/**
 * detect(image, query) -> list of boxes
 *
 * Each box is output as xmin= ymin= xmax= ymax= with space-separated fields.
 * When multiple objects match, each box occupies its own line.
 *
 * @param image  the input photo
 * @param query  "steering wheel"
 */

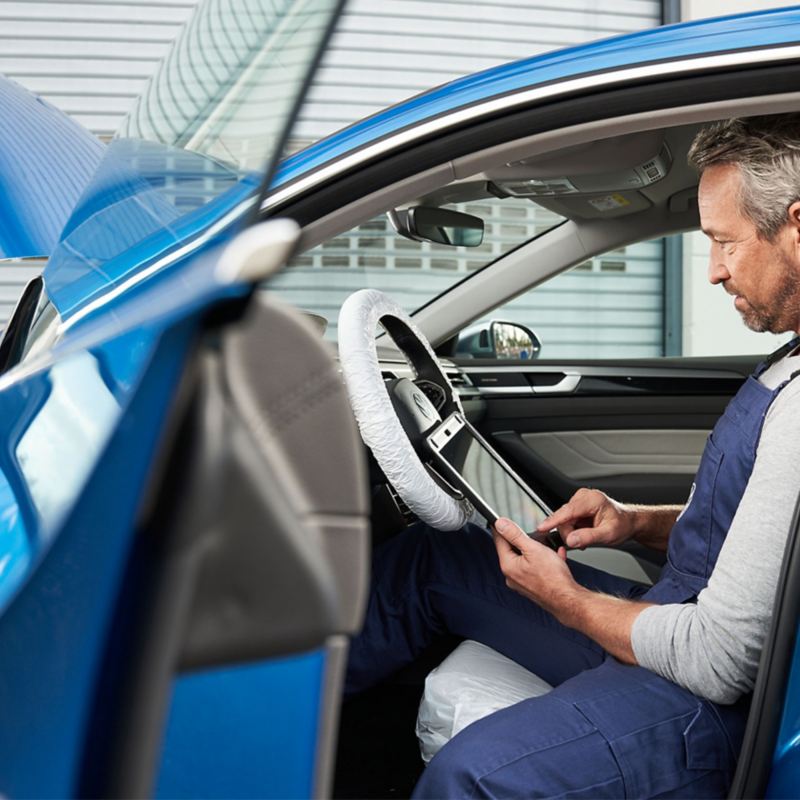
xmin=338 ymin=289 xmax=473 ymax=531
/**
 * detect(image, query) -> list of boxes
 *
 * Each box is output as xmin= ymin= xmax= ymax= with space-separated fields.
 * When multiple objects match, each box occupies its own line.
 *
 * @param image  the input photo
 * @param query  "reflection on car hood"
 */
xmin=42 ymin=137 xmax=258 ymax=323
xmin=0 ymin=74 xmax=104 ymax=259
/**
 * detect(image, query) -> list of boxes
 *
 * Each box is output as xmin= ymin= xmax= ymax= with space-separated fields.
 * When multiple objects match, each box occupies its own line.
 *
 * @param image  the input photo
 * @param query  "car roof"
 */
xmin=270 ymin=6 xmax=800 ymax=200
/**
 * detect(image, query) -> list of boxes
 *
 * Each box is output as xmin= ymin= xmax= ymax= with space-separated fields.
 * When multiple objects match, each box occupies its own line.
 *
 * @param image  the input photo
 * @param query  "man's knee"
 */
xmin=413 ymin=722 xmax=486 ymax=799
xmin=412 ymin=695 xmax=625 ymax=799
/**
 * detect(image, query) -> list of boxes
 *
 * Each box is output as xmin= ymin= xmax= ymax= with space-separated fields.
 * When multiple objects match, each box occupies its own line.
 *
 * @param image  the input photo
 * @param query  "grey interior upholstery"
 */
xmin=221 ymin=293 xmax=371 ymax=796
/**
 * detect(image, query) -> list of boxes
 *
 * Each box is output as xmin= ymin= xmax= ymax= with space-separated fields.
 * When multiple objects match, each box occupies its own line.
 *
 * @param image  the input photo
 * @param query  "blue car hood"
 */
xmin=0 ymin=75 xmax=105 ymax=259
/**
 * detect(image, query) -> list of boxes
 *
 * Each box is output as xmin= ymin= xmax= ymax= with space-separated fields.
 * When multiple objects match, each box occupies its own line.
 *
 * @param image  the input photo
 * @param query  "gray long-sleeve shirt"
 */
xmin=631 ymin=352 xmax=800 ymax=705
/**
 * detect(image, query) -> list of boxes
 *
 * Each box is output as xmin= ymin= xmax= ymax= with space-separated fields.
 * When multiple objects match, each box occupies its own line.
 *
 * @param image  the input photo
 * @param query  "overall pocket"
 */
xmin=669 ymin=435 xmax=724 ymax=581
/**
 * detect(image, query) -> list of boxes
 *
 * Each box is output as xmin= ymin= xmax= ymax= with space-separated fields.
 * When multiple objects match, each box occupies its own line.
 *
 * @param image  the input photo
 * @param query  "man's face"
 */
xmin=698 ymin=163 xmax=800 ymax=334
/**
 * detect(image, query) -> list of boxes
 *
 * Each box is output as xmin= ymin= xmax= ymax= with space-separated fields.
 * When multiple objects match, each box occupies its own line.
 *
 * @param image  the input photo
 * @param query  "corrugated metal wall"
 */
xmin=0 ymin=0 xmax=198 ymax=138
xmin=295 ymin=0 xmax=662 ymax=143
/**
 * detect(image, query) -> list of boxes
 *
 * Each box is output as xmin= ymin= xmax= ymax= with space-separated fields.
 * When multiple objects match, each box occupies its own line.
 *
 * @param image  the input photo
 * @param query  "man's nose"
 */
xmin=708 ymin=257 xmax=730 ymax=285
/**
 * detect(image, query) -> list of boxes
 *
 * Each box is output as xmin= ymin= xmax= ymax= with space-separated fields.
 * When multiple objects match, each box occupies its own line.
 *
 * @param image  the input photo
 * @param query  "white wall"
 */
xmin=682 ymin=0 xmax=798 ymax=20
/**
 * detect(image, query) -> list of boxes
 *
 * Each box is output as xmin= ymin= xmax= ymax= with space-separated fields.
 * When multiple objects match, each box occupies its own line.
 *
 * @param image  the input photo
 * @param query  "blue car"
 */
xmin=2 ymin=1 xmax=800 ymax=797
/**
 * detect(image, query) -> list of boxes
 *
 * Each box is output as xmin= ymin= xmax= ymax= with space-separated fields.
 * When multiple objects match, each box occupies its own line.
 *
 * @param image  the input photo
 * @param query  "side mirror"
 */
xmin=455 ymin=320 xmax=542 ymax=360
xmin=387 ymin=206 xmax=484 ymax=247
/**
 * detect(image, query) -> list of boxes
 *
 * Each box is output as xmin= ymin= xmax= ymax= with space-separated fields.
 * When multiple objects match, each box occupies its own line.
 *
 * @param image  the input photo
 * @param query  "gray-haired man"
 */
xmin=347 ymin=115 xmax=800 ymax=798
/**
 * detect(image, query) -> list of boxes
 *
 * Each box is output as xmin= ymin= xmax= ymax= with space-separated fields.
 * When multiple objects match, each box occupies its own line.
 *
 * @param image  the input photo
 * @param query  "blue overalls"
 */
xmin=346 ymin=340 xmax=800 ymax=798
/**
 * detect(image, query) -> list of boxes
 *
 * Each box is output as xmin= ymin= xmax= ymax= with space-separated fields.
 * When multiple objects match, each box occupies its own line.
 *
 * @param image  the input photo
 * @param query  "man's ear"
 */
xmin=788 ymin=201 xmax=800 ymax=242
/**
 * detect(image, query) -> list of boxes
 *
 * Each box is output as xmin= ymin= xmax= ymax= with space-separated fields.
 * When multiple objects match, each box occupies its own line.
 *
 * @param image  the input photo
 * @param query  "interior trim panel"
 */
xmin=520 ymin=429 xmax=707 ymax=480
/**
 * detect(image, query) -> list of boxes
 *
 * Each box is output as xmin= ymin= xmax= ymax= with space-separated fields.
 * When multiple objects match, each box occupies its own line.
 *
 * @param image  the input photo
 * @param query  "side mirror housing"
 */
xmin=455 ymin=320 xmax=542 ymax=360
xmin=387 ymin=206 xmax=484 ymax=247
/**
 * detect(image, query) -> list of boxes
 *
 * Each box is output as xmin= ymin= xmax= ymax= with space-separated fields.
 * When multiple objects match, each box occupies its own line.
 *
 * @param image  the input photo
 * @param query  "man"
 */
xmin=346 ymin=115 xmax=800 ymax=798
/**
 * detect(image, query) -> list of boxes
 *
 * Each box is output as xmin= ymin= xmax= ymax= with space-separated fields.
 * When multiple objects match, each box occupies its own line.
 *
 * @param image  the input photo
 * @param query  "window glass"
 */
xmin=472 ymin=238 xmax=667 ymax=359
xmin=268 ymin=198 xmax=565 ymax=341
xmin=468 ymin=232 xmax=792 ymax=361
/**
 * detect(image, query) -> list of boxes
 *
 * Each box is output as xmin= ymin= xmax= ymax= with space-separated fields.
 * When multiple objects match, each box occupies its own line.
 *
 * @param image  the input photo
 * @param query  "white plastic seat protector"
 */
xmin=416 ymin=640 xmax=553 ymax=763
xmin=338 ymin=288 xmax=472 ymax=530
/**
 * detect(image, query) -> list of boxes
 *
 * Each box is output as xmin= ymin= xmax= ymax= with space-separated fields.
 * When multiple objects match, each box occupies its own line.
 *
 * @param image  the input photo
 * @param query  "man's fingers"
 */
xmin=537 ymin=504 xmax=577 ymax=532
xmin=565 ymin=527 xmax=606 ymax=548
xmin=493 ymin=517 xmax=530 ymax=551
xmin=537 ymin=494 xmax=598 ymax=532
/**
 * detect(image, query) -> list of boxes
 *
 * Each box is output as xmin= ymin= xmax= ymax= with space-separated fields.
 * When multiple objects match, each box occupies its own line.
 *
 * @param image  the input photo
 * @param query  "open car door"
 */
xmin=0 ymin=2 xmax=369 ymax=799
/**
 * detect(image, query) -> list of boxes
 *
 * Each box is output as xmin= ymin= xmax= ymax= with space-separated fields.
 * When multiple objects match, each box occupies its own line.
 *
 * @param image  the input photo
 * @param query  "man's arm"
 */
xmin=493 ymin=518 xmax=653 ymax=664
xmin=629 ymin=504 xmax=683 ymax=551
xmin=537 ymin=488 xmax=681 ymax=552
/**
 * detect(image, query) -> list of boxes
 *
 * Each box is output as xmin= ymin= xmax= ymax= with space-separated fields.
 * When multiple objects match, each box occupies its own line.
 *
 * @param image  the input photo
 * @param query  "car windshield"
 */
xmin=269 ymin=197 xmax=566 ymax=341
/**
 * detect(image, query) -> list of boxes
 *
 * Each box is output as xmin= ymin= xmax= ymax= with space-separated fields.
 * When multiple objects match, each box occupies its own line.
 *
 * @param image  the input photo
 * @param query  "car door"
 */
xmin=0 ymin=3 xmax=368 ymax=799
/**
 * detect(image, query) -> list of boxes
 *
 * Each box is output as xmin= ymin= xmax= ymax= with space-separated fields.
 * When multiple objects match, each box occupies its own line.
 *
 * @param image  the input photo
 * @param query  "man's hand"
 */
xmin=493 ymin=517 xmax=578 ymax=614
xmin=536 ymin=488 xmax=636 ymax=550
xmin=494 ymin=516 xmax=652 ymax=664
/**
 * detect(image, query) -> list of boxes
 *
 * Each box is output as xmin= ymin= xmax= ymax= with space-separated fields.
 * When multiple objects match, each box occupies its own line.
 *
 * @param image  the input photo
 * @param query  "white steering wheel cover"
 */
xmin=338 ymin=289 xmax=471 ymax=531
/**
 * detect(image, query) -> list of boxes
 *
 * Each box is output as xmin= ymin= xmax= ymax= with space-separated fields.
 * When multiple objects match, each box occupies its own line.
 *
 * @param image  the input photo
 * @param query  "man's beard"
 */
xmin=738 ymin=261 xmax=800 ymax=334
xmin=740 ymin=299 xmax=785 ymax=332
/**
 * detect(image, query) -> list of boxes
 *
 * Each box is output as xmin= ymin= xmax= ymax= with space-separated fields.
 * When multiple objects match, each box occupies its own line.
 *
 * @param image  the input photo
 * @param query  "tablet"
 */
xmin=426 ymin=411 xmax=553 ymax=535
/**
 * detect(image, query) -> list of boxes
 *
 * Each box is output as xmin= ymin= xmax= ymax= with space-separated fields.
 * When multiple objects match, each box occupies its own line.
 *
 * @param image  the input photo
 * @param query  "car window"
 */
xmin=268 ymin=197 xmax=565 ymax=341
xmin=465 ymin=233 xmax=791 ymax=360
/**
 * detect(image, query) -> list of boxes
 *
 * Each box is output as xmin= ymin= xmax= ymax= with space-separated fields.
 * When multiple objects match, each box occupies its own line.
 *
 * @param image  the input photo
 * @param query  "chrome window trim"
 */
xmin=263 ymin=44 xmax=800 ymax=213
xmin=460 ymin=364 xmax=745 ymax=379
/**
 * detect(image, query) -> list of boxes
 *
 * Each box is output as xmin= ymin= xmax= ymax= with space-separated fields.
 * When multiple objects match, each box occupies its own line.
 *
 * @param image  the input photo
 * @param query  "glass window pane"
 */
xmin=268 ymin=197 xmax=565 ymax=341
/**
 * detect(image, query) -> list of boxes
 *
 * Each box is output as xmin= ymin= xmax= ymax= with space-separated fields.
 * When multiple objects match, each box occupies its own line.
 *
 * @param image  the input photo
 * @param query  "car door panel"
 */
xmin=454 ymin=357 xmax=758 ymax=509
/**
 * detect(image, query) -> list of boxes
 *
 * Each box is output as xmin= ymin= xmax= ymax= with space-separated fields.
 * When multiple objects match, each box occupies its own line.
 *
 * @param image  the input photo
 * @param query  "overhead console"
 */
xmin=485 ymin=129 xmax=670 ymax=219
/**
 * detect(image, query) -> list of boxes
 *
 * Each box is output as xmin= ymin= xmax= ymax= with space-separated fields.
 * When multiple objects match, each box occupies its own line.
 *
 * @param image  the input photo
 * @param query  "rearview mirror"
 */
xmin=387 ymin=206 xmax=484 ymax=247
xmin=455 ymin=320 xmax=542 ymax=360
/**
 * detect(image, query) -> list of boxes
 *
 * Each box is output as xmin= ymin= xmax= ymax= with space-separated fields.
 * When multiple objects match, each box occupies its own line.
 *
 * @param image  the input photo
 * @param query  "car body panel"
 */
xmin=0 ymin=74 xmax=104 ymax=259
xmin=769 ymin=624 xmax=800 ymax=797
xmin=0 ymin=247 xmax=250 ymax=620
xmin=0 ymin=320 xmax=194 ymax=797
xmin=156 ymin=652 xmax=324 ymax=799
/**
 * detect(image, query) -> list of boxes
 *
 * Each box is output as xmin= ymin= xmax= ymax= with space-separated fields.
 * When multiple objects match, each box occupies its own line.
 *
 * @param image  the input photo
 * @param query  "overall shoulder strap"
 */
xmin=757 ymin=336 xmax=800 ymax=375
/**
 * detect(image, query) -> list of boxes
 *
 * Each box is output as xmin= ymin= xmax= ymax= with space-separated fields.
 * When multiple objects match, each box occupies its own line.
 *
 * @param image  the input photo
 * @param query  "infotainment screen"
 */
xmin=427 ymin=412 xmax=551 ymax=533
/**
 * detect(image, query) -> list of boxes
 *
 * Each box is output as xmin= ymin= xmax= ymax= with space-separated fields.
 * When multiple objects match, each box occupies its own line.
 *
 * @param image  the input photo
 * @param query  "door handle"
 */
xmin=531 ymin=372 xmax=581 ymax=394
